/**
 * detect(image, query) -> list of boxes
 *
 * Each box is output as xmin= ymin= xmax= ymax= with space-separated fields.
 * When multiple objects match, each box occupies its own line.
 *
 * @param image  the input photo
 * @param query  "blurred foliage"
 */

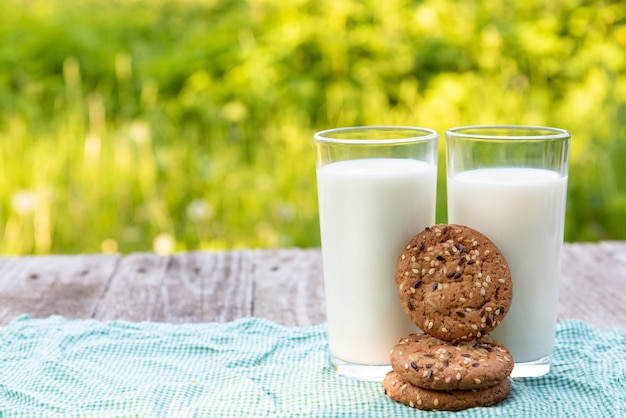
xmin=0 ymin=0 xmax=624 ymax=254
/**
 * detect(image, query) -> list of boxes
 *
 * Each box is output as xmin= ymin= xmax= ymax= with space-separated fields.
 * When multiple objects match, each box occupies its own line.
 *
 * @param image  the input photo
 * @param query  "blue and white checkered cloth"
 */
xmin=0 ymin=316 xmax=624 ymax=417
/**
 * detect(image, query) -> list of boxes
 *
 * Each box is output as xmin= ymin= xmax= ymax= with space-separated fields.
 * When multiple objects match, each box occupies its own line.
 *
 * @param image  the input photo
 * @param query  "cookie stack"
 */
xmin=383 ymin=224 xmax=514 ymax=411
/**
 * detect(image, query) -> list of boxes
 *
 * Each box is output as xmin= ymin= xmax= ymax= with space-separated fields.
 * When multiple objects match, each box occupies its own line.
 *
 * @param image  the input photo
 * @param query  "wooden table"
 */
xmin=1 ymin=242 xmax=625 ymax=332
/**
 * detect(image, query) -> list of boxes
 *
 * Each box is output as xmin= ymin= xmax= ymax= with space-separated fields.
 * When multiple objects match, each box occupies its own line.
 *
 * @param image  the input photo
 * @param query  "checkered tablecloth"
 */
xmin=0 ymin=316 xmax=624 ymax=417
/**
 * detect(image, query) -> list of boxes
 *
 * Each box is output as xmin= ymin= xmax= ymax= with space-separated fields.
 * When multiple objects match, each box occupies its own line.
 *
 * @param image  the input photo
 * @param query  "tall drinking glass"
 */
xmin=314 ymin=126 xmax=438 ymax=380
xmin=446 ymin=125 xmax=570 ymax=377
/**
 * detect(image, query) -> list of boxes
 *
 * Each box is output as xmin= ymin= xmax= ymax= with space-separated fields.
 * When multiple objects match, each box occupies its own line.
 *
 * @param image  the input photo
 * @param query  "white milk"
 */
xmin=447 ymin=167 xmax=567 ymax=363
xmin=317 ymin=158 xmax=436 ymax=365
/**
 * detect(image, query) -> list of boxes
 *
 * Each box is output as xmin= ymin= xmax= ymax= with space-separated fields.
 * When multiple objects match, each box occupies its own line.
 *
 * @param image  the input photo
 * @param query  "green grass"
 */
xmin=0 ymin=0 xmax=624 ymax=254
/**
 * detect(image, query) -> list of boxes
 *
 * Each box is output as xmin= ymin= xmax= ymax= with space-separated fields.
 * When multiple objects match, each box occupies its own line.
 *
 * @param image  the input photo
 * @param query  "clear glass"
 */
xmin=314 ymin=126 xmax=438 ymax=380
xmin=446 ymin=125 xmax=570 ymax=378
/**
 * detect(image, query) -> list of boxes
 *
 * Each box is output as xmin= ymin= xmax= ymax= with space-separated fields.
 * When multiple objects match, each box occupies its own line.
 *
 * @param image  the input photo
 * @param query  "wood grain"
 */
xmin=558 ymin=242 xmax=626 ymax=329
xmin=156 ymin=250 xmax=254 ymax=323
xmin=93 ymin=252 xmax=170 ymax=322
xmin=0 ymin=254 xmax=119 ymax=324
xmin=0 ymin=244 xmax=624 ymax=332
xmin=251 ymin=248 xmax=325 ymax=326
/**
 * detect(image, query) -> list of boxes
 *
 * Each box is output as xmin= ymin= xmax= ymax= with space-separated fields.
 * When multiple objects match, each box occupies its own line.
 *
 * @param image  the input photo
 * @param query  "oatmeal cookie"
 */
xmin=383 ymin=370 xmax=511 ymax=411
xmin=390 ymin=333 xmax=513 ymax=390
xmin=395 ymin=224 xmax=512 ymax=342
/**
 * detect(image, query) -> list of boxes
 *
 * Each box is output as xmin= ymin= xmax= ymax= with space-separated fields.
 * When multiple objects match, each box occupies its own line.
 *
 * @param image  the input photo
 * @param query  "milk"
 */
xmin=447 ymin=167 xmax=567 ymax=363
xmin=317 ymin=158 xmax=437 ymax=365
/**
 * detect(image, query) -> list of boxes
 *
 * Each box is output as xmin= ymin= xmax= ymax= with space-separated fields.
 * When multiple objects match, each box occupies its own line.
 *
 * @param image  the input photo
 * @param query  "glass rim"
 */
xmin=314 ymin=125 xmax=438 ymax=145
xmin=446 ymin=125 xmax=570 ymax=141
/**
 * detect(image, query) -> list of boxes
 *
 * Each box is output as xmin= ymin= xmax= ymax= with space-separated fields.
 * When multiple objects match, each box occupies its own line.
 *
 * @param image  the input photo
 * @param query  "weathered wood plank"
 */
xmin=251 ymin=248 xmax=325 ymax=327
xmin=0 ymin=243 xmax=624 ymax=331
xmin=601 ymin=241 xmax=626 ymax=263
xmin=0 ymin=254 xmax=119 ymax=325
xmin=559 ymin=242 xmax=626 ymax=329
xmin=92 ymin=250 xmax=255 ymax=323
xmin=92 ymin=253 xmax=169 ymax=322
xmin=157 ymin=250 xmax=254 ymax=323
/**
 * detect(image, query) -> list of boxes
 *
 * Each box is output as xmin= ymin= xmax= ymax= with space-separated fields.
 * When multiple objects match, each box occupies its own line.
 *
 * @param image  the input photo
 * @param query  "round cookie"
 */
xmin=383 ymin=370 xmax=511 ymax=412
xmin=390 ymin=333 xmax=514 ymax=390
xmin=395 ymin=224 xmax=512 ymax=343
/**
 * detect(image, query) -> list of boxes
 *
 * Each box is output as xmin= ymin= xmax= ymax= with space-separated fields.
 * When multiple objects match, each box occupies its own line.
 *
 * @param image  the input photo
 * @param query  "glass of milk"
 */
xmin=314 ymin=126 xmax=438 ymax=380
xmin=446 ymin=126 xmax=570 ymax=378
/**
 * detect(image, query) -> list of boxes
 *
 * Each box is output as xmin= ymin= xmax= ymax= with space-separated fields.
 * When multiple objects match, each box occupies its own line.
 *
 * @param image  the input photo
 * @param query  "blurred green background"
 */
xmin=0 ymin=0 xmax=624 ymax=255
